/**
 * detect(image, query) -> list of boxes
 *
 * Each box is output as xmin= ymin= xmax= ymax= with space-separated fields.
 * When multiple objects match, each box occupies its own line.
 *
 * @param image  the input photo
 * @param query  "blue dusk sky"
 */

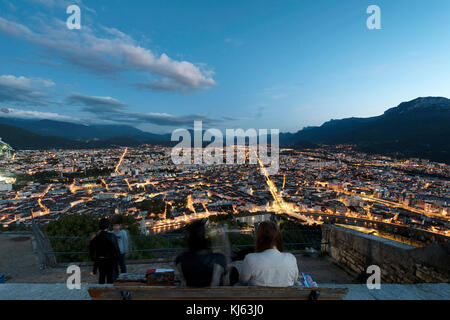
xmin=0 ymin=0 xmax=450 ymax=134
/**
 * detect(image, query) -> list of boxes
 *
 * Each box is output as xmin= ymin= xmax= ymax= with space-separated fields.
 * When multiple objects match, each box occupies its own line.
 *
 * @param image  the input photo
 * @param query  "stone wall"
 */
xmin=321 ymin=224 xmax=449 ymax=283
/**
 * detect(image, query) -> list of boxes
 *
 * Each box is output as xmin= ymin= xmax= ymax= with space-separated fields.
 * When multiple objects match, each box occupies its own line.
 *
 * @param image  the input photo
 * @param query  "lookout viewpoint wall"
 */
xmin=321 ymin=224 xmax=449 ymax=283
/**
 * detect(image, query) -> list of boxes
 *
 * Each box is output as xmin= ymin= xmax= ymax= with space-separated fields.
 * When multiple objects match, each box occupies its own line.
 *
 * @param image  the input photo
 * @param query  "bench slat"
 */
xmin=88 ymin=286 xmax=348 ymax=300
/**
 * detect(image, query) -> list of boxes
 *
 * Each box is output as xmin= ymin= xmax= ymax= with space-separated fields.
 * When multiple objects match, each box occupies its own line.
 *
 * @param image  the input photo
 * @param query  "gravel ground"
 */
xmin=0 ymin=283 xmax=110 ymax=300
xmin=0 ymin=231 xmax=356 ymax=284
xmin=0 ymin=233 xmax=39 ymax=282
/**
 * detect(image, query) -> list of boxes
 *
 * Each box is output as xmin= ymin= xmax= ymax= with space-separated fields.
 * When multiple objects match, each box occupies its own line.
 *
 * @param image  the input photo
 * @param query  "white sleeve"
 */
xmin=123 ymin=230 xmax=130 ymax=253
xmin=239 ymin=255 xmax=253 ymax=285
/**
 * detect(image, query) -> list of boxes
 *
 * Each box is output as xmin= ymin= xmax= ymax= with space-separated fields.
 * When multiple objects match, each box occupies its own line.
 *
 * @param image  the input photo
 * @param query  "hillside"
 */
xmin=0 ymin=123 xmax=168 ymax=150
xmin=1 ymin=97 xmax=449 ymax=163
xmin=288 ymin=97 xmax=450 ymax=163
xmin=0 ymin=123 xmax=86 ymax=150
xmin=0 ymin=118 xmax=169 ymax=143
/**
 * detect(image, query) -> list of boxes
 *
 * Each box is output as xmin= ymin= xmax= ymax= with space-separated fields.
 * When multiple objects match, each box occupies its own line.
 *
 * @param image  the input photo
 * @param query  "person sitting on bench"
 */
xmin=176 ymin=219 xmax=228 ymax=287
xmin=239 ymin=221 xmax=299 ymax=287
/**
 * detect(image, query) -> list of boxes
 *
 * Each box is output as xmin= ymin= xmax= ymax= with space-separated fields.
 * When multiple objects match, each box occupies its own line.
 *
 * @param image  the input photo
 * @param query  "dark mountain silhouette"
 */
xmin=285 ymin=97 xmax=450 ymax=163
xmin=0 ymin=118 xmax=170 ymax=143
xmin=0 ymin=123 xmax=86 ymax=150
xmin=0 ymin=123 xmax=169 ymax=150
xmin=1 ymin=97 xmax=449 ymax=162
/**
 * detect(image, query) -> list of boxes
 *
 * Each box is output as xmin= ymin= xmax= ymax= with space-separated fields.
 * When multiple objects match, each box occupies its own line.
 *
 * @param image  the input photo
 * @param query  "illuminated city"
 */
xmin=1 ymin=145 xmax=448 ymax=244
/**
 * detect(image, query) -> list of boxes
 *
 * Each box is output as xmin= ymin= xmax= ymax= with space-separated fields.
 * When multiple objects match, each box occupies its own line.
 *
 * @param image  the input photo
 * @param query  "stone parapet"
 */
xmin=321 ymin=224 xmax=449 ymax=283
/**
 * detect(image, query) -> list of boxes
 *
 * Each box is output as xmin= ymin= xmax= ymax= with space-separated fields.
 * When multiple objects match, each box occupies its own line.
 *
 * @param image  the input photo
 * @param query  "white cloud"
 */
xmin=66 ymin=94 xmax=128 ymax=113
xmin=224 ymin=38 xmax=243 ymax=46
xmin=66 ymin=93 xmax=220 ymax=126
xmin=0 ymin=15 xmax=216 ymax=91
xmin=0 ymin=74 xmax=55 ymax=106
xmin=0 ymin=107 xmax=77 ymax=122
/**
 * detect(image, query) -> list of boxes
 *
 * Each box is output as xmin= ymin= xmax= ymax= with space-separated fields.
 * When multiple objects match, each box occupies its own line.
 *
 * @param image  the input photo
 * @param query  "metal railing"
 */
xmin=32 ymin=225 xmax=324 ymax=266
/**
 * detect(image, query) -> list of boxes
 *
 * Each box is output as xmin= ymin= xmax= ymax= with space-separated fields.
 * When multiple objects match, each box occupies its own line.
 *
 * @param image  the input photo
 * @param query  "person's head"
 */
xmin=113 ymin=223 xmax=121 ymax=232
xmin=255 ymin=221 xmax=283 ymax=253
xmin=98 ymin=217 xmax=110 ymax=231
xmin=187 ymin=219 xmax=209 ymax=253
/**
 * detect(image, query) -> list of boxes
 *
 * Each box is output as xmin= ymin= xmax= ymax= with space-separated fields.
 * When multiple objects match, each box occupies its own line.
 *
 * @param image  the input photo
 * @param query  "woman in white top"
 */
xmin=239 ymin=221 xmax=299 ymax=287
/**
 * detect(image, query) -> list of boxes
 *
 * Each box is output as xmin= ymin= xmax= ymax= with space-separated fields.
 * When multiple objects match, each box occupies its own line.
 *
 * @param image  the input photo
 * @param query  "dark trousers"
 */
xmin=98 ymin=259 xmax=115 ymax=284
xmin=115 ymin=254 xmax=127 ymax=276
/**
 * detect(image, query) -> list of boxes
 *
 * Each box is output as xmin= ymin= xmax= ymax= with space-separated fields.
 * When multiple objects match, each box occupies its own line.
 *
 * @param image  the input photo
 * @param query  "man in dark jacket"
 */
xmin=89 ymin=217 xmax=120 ymax=284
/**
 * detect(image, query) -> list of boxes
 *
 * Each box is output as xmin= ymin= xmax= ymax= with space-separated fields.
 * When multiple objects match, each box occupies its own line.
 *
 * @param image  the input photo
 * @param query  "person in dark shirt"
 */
xmin=175 ymin=219 xmax=227 ymax=287
xmin=89 ymin=218 xmax=120 ymax=284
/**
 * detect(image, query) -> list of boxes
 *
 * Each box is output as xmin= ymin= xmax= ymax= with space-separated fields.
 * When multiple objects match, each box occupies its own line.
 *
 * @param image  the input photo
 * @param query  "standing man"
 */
xmin=89 ymin=218 xmax=120 ymax=284
xmin=113 ymin=223 xmax=130 ymax=274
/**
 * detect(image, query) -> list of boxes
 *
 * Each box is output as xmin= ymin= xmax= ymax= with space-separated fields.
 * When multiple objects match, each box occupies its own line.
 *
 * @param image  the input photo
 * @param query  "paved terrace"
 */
xmin=1 ymin=232 xmax=449 ymax=300
xmin=1 ymin=283 xmax=449 ymax=300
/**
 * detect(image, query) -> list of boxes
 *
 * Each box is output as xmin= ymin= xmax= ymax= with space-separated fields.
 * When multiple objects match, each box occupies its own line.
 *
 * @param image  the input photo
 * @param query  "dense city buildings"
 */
xmin=1 ymin=145 xmax=448 ymax=244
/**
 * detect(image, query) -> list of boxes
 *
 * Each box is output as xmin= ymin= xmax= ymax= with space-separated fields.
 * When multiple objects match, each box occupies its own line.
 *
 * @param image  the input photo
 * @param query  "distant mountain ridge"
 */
xmin=286 ymin=97 xmax=450 ymax=163
xmin=0 ymin=97 xmax=449 ymax=163
xmin=384 ymin=97 xmax=450 ymax=115
xmin=0 ymin=118 xmax=170 ymax=142
xmin=0 ymin=121 xmax=171 ymax=150
xmin=0 ymin=123 xmax=87 ymax=150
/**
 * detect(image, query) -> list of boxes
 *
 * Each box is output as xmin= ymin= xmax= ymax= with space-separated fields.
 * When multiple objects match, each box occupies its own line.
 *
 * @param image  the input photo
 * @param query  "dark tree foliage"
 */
xmin=42 ymin=213 xmax=139 ymax=262
xmin=127 ymin=233 xmax=186 ymax=260
xmin=279 ymin=217 xmax=322 ymax=250
xmin=208 ymin=212 xmax=249 ymax=229
xmin=15 ymin=171 xmax=61 ymax=184
xmin=43 ymin=213 xmax=99 ymax=237
xmin=110 ymin=214 xmax=140 ymax=235
xmin=43 ymin=214 xmax=100 ymax=262
xmin=139 ymin=199 xmax=172 ymax=218
xmin=0 ymin=224 xmax=32 ymax=232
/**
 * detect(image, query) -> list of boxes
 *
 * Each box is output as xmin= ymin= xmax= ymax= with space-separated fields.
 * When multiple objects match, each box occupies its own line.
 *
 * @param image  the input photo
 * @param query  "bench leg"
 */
xmin=308 ymin=290 xmax=320 ymax=300
xmin=121 ymin=290 xmax=132 ymax=300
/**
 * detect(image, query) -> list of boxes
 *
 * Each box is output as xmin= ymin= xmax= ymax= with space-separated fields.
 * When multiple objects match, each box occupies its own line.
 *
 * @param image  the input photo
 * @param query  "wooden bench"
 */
xmin=88 ymin=286 xmax=348 ymax=300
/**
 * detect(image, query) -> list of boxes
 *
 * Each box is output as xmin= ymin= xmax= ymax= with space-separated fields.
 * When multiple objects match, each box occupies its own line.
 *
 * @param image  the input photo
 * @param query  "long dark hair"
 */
xmin=255 ymin=221 xmax=283 ymax=253
xmin=187 ymin=219 xmax=210 ymax=253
